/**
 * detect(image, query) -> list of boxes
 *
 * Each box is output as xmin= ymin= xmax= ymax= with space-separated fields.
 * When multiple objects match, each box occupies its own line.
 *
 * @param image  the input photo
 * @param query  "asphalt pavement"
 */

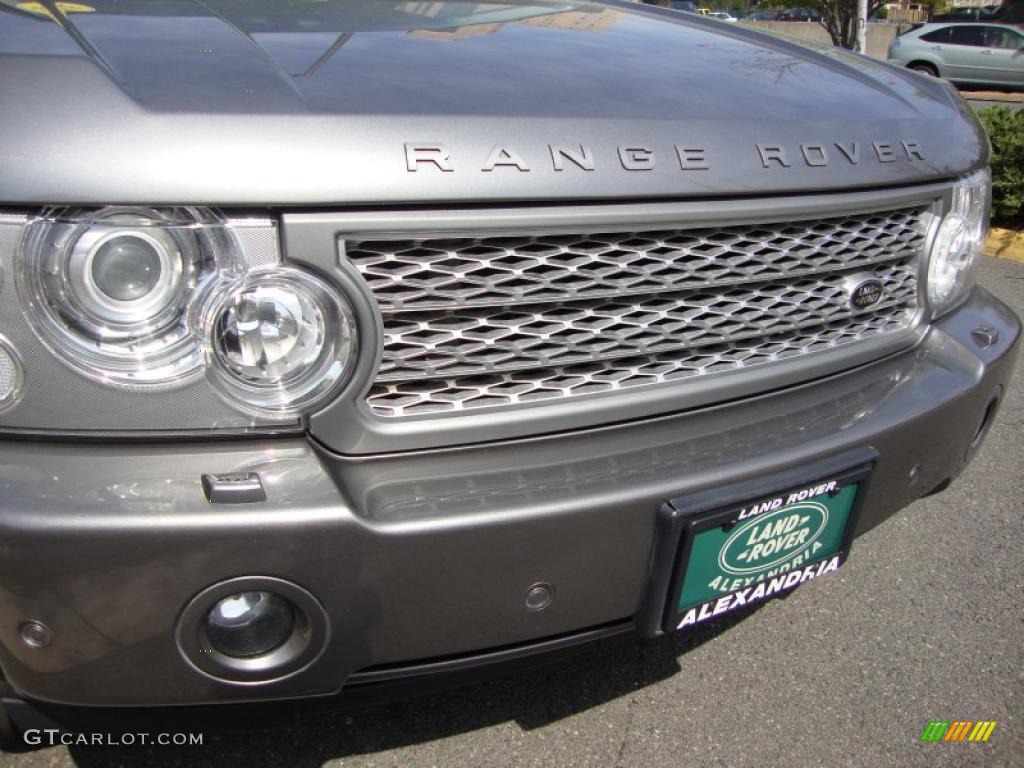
xmin=3 ymin=258 xmax=1022 ymax=768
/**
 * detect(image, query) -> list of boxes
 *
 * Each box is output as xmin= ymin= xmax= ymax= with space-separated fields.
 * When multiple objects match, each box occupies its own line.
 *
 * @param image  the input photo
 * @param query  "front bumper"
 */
xmin=0 ymin=287 xmax=1018 ymax=708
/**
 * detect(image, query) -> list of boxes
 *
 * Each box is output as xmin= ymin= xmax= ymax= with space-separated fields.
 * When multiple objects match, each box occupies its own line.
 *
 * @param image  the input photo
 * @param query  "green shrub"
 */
xmin=977 ymin=106 xmax=1024 ymax=222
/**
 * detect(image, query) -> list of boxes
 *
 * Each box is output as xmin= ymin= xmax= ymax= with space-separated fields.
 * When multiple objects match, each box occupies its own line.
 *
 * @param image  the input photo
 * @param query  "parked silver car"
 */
xmin=888 ymin=22 xmax=1024 ymax=87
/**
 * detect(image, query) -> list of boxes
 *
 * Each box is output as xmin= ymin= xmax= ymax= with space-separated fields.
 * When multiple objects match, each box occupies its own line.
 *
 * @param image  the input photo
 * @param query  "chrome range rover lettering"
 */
xmin=405 ymin=141 xmax=924 ymax=173
xmin=756 ymin=140 xmax=925 ymax=168
xmin=403 ymin=143 xmax=695 ymax=173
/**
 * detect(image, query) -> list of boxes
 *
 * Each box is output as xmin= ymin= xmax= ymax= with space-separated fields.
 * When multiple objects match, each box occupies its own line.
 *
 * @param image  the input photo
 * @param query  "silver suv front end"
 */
xmin=0 ymin=173 xmax=1017 ymax=709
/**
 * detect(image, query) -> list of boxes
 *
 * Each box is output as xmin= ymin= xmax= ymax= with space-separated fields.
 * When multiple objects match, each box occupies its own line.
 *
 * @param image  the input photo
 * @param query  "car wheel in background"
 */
xmin=909 ymin=62 xmax=939 ymax=77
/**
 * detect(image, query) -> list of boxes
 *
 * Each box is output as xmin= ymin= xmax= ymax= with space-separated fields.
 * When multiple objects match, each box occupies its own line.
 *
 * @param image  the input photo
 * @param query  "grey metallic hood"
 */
xmin=0 ymin=0 xmax=987 ymax=205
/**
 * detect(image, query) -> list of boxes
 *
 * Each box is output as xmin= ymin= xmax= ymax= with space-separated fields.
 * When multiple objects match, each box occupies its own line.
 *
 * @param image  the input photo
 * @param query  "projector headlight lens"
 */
xmin=90 ymin=233 xmax=167 ymax=302
xmin=927 ymin=170 xmax=990 ymax=316
xmin=204 ymin=267 xmax=356 ymax=416
xmin=69 ymin=225 xmax=185 ymax=329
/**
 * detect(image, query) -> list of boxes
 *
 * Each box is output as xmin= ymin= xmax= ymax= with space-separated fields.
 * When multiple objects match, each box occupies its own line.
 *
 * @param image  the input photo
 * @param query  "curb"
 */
xmin=986 ymin=227 xmax=1024 ymax=262
xmin=962 ymin=92 xmax=1024 ymax=105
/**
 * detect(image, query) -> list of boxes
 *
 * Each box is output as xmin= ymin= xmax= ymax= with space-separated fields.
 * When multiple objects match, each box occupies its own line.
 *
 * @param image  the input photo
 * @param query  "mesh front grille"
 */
xmin=348 ymin=207 xmax=927 ymax=418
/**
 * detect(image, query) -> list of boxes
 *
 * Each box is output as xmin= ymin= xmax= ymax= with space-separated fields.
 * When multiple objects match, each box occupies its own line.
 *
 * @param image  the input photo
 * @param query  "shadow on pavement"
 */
xmin=59 ymin=606 xmax=760 ymax=768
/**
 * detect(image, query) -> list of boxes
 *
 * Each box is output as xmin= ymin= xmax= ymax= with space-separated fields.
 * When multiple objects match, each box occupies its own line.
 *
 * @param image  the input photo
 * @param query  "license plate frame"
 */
xmin=637 ymin=447 xmax=877 ymax=637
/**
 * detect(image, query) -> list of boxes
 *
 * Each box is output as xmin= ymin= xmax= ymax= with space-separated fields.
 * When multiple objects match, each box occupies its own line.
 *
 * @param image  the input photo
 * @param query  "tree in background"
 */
xmin=1000 ymin=0 xmax=1023 ymax=22
xmin=811 ymin=0 xmax=887 ymax=49
xmin=813 ymin=0 xmax=1020 ymax=46
xmin=921 ymin=0 xmax=943 ymax=20
xmin=977 ymin=107 xmax=1024 ymax=222
xmin=726 ymin=0 xmax=748 ymax=17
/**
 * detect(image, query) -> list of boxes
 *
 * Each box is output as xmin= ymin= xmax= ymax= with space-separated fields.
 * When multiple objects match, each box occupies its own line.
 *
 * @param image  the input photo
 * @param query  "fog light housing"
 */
xmin=927 ymin=170 xmax=990 ymax=316
xmin=203 ymin=267 xmax=356 ymax=416
xmin=177 ymin=577 xmax=330 ymax=683
xmin=206 ymin=591 xmax=295 ymax=659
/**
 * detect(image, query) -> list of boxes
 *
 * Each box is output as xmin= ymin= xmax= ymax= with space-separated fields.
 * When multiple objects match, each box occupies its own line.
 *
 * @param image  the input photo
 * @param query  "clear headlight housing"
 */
xmin=201 ymin=268 xmax=356 ymax=417
xmin=927 ymin=170 xmax=990 ymax=317
xmin=18 ymin=207 xmax=241 ymax=386
xmin=14 ymin=207 xmax=358 ymax=422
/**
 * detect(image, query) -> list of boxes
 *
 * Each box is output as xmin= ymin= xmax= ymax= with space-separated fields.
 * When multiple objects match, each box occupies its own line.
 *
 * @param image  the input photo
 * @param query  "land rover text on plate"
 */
xmin=0 ymin=0 xmax=1019 ymax=733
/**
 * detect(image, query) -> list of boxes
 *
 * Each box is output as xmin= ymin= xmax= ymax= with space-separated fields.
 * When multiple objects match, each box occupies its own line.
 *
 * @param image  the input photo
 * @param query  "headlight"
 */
xmin=17 ymin=207 xmax=241 ymax=386
xmin=202 ymin=268 xmax=357 ymax=417
xmin=927 ymin=170 xmax=990 ymax=316
xmin=13 ymin=207 xmax=358 ymax=424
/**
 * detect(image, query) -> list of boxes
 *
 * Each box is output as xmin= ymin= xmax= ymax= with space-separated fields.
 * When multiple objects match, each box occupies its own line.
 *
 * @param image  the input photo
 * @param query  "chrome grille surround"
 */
xmin=348 ymin=207 xmax=928 ymax=419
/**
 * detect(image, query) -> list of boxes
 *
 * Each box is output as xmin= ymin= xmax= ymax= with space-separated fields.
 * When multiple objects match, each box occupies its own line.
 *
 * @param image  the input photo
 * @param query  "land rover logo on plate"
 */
xmin=718 ymin=502 xmax=829 ymax=576
xmin=849 ymin=278 xmax=884 ymax=309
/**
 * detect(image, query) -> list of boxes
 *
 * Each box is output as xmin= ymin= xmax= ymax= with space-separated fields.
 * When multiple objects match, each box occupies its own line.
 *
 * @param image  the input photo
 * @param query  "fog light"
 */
xmin=178 ymin=577 xmax=329 ymax=683
xmin=206 ymin=591 xmax=294 ymax=659
xmin=203 ymin=267 xmax=356 ymax=416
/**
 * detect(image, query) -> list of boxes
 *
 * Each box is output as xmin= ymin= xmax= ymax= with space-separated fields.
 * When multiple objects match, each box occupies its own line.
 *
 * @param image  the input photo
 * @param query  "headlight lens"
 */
xmin=89 ymin=232 xmax=168 ymax=302
xmin=68 ymin=223 xmax=188 ymax=331
xmin=203 ymin=268 xmax=357 ymax=416
xmin=927 ymin=170 xmax=990 ymax=316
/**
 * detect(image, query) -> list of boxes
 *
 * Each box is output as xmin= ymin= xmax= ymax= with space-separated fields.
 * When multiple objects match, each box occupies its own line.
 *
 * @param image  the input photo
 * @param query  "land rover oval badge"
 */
xmin=849 ymin=278 xmax=884 ymax=310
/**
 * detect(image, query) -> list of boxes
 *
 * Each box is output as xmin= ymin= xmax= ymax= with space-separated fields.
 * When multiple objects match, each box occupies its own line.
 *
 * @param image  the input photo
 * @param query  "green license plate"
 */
xmin=658 ymin=459 xmax=871 ymax=634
